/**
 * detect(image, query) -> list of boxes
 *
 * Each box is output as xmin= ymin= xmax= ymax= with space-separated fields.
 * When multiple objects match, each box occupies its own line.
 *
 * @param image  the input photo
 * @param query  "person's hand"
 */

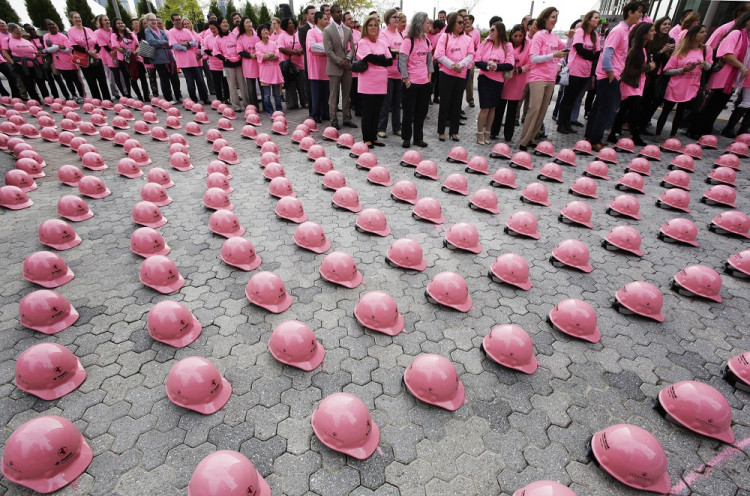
xmin=742 ymin=66 xmax=749 ymax=78
xmin=341 ymin=58 xmax=350 ymax=69
xmin=648 ymin=62 xmax=656 ymax=71
xmin=453 ymin=63 xmax=461 ymax=72
xmin=553 ymin=50 xmax=568 ymax=58
xmin=403 ymin=77 xmax=411 ymax=88
xmin=683 ymin=62 xmax=697 ymax=72
xmin=607 ymin=71 xmax=614 ymax=82
xmin=488 ymin=61 xmax=497 ymax=70
xmin=522 ymin=65 xmax=531 ymax=73
xmin=567 ymin=29 xmax=575 ymax=38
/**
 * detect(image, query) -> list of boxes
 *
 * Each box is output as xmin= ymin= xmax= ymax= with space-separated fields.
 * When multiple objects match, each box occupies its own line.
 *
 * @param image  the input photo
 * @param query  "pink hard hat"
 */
xmin=570 ymin=176 xmax=599 ymax=198
xmin=367 ymin=166 xmax=393 ymax=186
xmin=505 ymin=211 xmax=540 ymax=239
xmin=1 ymin=415 xmax=92 ymax=494
xmin=139 ymin=255 xmax=185 ymax=294
xmin=702 ymin=184 xmax=737 ymax=208
xmin=445 ymin=222 xmax=482 ymax=253
xmin=147 ymin=167 xmax=174 ymax=188
xmin=88 ymin=114 xmax=106 ymax=127
xmin=260 ymin=140 xmax=279 ymax=156
xmin=442 ymin=173 xmax=470 ymax=195
xmin=625 ymin=157 xmax=651 ymax=176
xmin=16 ymin=157 xmax=45 ymax=178
xmin=709 ymin=210 xmax=750 ymax=238
xmin=212 ymin=138 xmax=230 ymax=153
xmin=166 ymin=356 xmax=231 ymax=414
xmin=538 ymin=162 xmax=563 ymax=182
xmin=736 ymin=132 xmax=750 ymax=145
xmin=698 ymin=134 xmax=719 ymax=148
xmin=661 ymin=169 xmax=691 ymax=190
xmin=268 ymin=177 xmax=295 ymax=198
xmin=217 ymin=117 xmax=234 ymax=131
xmin=555 ymin=148 xmax=577 ymax=166
xmin=682 ymin=142 xmax=702 ymax=159
xmin=133 ymin=201 xmax=167 ymax=228
xmin=117 ymin=157 xmax=143 ymax=178
xmin=639 ymin=144 xmax=661 ymax=161
xmin=19 ymin=289 xmax=79 ymax=334
xmin=522 ymin=182 xmax=551 ymax=206
xmin=0 ymin=121 xmax=19 ymax=135
xmin=332 ymin=187 xmax=362 ymax=212
xmin=559 ymin=201 xmax=593 ymax=229
xmin=37 ymin=114 xmax=56 ymax=128
xmin=590 ymin=424 xmax=670 ymax=493
xmin=491 ymin=167 xmax=518 ymax=188
xmin=303 ymin=117 xmax=318 ymax=131
xmin=355 ymin=151 xmax=377 ymax=170
xmin=18 ymin=149 xmax=45 ymax=167
xmin=207 ymin=160 xmax=232 ymax=179
xmin=548 ymin=298 xmax=600 ymax=342
xmin=15 ymin=342 xmax=85 ymax=400
xmin=222 ymin=107 xmax=236 ymax=119
xmin=130 ymin=227 xmax=170 ymax=258
xmin=185 ymin=122 xmax=203 ymax=136
xmin=307 ymin=144 xmax=327 ymax=162
xmin=112 ymin=115 xmax=130 ymax=129
xmin=206 ymin=172 xmax=233 ymax=192
xmin=188 ymin=450 xmax=270 ymax=496
xmin=168 ymin=143 xmax=188 ymax=156
xmin=147 ymin=300 xmax=202 ymax=347
xmin=220 ymin=237 xmax=261 ymax=271
xmin=298 ymin=136 xmax=315 ymax=152
xmin=294 ymin=221 xmax=331 ymax=253
xmin=98 ymin=126 xmax=115 ymax=141
xmin=404 ymin=354 xmax=465 ymax=411
xmin=218 ymin=146 xmax=240 ymax=165
xmin=534 ymin=140 xmax=554 ymax=157
xmin=483 ymin=324 xmax=538 ymax=374
xmin=269 ymin=320 xmax=324 ymax=371
xmin=551 ymin=239 xmax=593 ymax=273
xmin=447 ymin=145 xmax=469 ymax=163
xmin=672 ymin=264 xmax=723 ymax=302
xmin=400 ymin=149 xmax=422 ymax=167
xmin=205 ymin=128 xmax=222 ymax=142
xmin=656 ymin=381 xmax=733 ymax=443
xmin=336 ymin=132 xmax=354 ymax=148
xmin=512 ymin=481 xmax=577 ymax=496
xmin=657 ymin=188 xmax=691 ymax=212
xmin=77 ymin=121 xmax=98 ymax=136
xmin=38 ymin=218 xmax=81 ymax=250
xmin=77 ymin=144 xmax=100 ymax=161
xmin=356 ymin=208 xmax=391 ymax=236
xmin=40 ymin=127 xmax=59 ymax=142
xmin=312 ymin=393 xmax=380 ymax=459
xmin=426 ymin=271 xmax=472 ymax=312
xmin=724 ymin=351 xmax=750 ymax=389
xmin=209 ymin=210 xmax=245 ymax=238
xmin=415 ymin=159 xmax=440 ymax=180
xmin=143 ymin=111 xmax=159 ymax=123
xmin=245 ymin=271 xmax=293 ymax=313
xmin=596 ymin=146 xmax=618 ymax=164
xmin=57 ymin=195 xmax=92 ymax=222
xmin=574 ymin=139 xmax=593 ymax=155
xmin=354 ymin=291 xmax=403 ymax=334
xmin=322 ymin=126 xmax=339 ymax=141
xmin=386 ymin=238 xmax=427 ymax=271
xmin=119 ymin=108 xmax=135 ymax=120
xmin=23 ymin=251 xmax=75 ymax=288
xmin=466 ymin=155 xmax=490 ymax=175
xmin=659 ymin=217 xmax=699 ymax=246
xmin=603 ymin=225 xmax=643 ymax=256
xmin=510 ymin=151 xmax=533 ymax=170
xmin=19 ymin=123 xmax=40 ymax=138
xmin=77 ymin=175 xmax=110 ymax=199
xmin=490 ymin=141 xmax=511 ymax=159
xmin=616 ymin=172 xmax=645 ymax=194
xmin=5 ymin=169 xmax=37 ymax=192
xmin=391 ymin=180 xmax=419 ymax=204
xmin=725 ymin=249 xmax=750 ymax=278
xmin=320 ymin=251 xmax=363 ymax=288
xmin=127 ymin=147 xmax=151 ymax=167
xmin=714 ymin=153 xmax=740 ymax=170
xmin=707 ymin=166 xmax=737 ymax=187
xmin=470 ymin=188 xmax=501 ymax=214
xmin=614 ymin=281 xmax=665 ymax=322
xmin=272 ymin=120 xmax=288 ymax=135
xmin=607 ymin=194 xmax=641 ymax=220
xmin=489 ymin=253 xmax=532 ymax=290
xmin=165 ymin=115 xmax=182 ymax=129
xmin=245 ymin=112 xmax=261 ymax=126
xmin=141 ymin=182 xmax=172 ymax=207
xmin=275 ymin=196 xmax=308 ymax=223
xmin=169 ymin=152 xmax=192 ymax=172
xmin=661 ymin=137 xmax=682 ymax=152
xmin=614 ymin=137 xmax=635 ymax=153
xmin=413 ymin=197 xmax=445 ymax=224
xmin=313 ymin=157 xmax=334 ymax=175
xmin=349 ymin=141 xmax=369 ymax=157
xmin=669 ymin=153 xmax=695 ymax=172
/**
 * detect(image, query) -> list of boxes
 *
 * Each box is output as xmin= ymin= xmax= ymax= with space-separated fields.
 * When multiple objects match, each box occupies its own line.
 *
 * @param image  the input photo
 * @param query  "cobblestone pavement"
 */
xmin=0 ymin=84 xmax=749 ymax=496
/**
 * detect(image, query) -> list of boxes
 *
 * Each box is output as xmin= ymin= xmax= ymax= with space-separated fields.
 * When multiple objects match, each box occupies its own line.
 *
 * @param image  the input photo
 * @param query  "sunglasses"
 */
xmin=457 ymin=21 xmax=464 ymax=25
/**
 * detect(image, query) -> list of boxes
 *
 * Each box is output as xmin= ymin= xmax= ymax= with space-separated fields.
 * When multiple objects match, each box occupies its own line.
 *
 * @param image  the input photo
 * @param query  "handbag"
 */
xmin=280 ymin=37 xmax=299 ymax=76
xmin=350 ymin=43 xmax=367 ymax=73
xmin=138 ymin=41 xmax=156 ymax=61
xmin=71 ymin=50 xmax=89 ymax=67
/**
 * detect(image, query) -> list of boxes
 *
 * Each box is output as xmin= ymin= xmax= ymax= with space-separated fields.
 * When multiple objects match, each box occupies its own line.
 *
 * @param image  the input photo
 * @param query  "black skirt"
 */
xmin=478 ymin=74 xmax=504 ymax=109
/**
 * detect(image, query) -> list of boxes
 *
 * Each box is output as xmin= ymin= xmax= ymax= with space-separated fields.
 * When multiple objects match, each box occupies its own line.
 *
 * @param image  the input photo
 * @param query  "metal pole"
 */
xmin=289 ymin=0 xmax=294 ymax=16
xmin=111 ymin=0 xmax=122 ymax=20
xmin=530 ymin=0 xmax=534 ymax=16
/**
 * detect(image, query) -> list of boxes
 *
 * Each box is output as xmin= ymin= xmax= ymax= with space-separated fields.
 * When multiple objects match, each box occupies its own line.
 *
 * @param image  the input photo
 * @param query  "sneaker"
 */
xmin=395 ymin=130 xmax=401 ymax=137
xmin=377 ymin=131 xmax=387 ymax=138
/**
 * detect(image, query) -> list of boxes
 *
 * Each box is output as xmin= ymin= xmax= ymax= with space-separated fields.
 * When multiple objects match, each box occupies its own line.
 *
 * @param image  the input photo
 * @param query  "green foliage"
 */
xmin=65 ymin=0 xmax=95 ymax=28
xmin=106 ymin=0 xmax=132 ymax=26
xmin=26 ymin=0 xmax=64 ymax=30
xmin=137 ymin=0 xmax=157 ymax=16
xmin=208 ymin=0 xmax=222 ymax=19
xmin=225 ymin=0 xmax=237 ymax=16
xmin=332 ymin=0 xmax=373 ymax=19
xmin=257 ymin=2 xmax=270 ymax=24
xmin=0 ymin=0 xmax=20 ymax=24
xmin=157 ymin=0 xmax=203 ymax=29
xmin=243 ymin=2 xmax=258 ymax=26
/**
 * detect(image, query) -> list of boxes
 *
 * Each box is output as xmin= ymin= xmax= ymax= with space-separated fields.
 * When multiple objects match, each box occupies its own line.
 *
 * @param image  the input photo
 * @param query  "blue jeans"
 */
xmin=585 ymin=77 xmax=621 ymax=145
xmin=378 ymin=78 xmax=402 ymax=133
xmin=262 ymin=85 xmax=282 ymax=114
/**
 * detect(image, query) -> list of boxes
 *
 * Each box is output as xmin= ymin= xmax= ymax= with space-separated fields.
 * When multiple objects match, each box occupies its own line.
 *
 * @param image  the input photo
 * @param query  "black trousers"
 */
xmin=438 ymin=72 xmax=464 ymax=135
xmin=283 ymin=70 xmax=306 ymax=109
xmin=689 ymin=89 xmax=732 ymax=136
xmin=402 ymin=82 xmax=430 ymax=143
xmin=656 ymin=99 xmax=691 ymax=137
xmin=59 ymin=69 xmax=83 ymax=98
xmin=611 ymin=95 xmax=642 ymax=137
xmin=350 ymin=77 xmax=360 ymax=113
xmin=117 ymin=65 xmax=132 ymax=97
xmin=13 ymin=66 xmax=47 ymax=101
xmin=431 ymin=61 xmax=440 ymax=101
xmin=0 ymin=62 xmax=20 ymax=98
xmin=361 ymin=93 xmax=385 ymax=142
xmin=155 ymin=63 xmax=181 ymax=101
xmin=492 ymin=99 xmax=520 ymax=142
xmin=211 ymin=70 xmax=228 ymax=101
xmin=557 ymin=75 xmax=588 ymax=127
xmin=81 ymin=62 xmax=110 ymax=100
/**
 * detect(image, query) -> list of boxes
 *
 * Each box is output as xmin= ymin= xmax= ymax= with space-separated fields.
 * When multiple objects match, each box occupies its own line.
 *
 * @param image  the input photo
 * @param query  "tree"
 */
xmin=26 ymin=0 xmax=64 ymax=29
xmin=157 ymin=0 xmax=203 ymax=28
xmin=65 ymin=0 xmax=95 ymax=28
xmin=258 ymin=2 xmax=270 ymax=24
xmin=106 ymin=0 xmax=132 ymax=25
xmin=137 ymin=0 xmax=157 ymax=16
xmin=225 ymin=0 xmax=237 ymax=16
xmin=332 ymin=0 xmax=373 ymax=20
xmin=0 ymin=0 xmax=20 ymax=24
xmin=242 ymin=1 xmax=257 ymax=26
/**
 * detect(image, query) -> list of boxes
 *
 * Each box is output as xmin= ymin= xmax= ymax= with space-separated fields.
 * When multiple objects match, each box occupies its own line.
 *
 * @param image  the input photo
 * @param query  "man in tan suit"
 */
xmin=323 ymin=4 xmax=357 ymax=129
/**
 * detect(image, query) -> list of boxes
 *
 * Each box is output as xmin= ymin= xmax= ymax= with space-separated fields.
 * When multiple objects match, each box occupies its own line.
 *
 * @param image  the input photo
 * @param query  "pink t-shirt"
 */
xmin=7 ymin=37 xmax=37 ymax=66
xmin=399 ymin=37 xmax=431 ymax=85
xmin=168 ymin=27 xmax=200 ymax=68
xmin=277 ymin=31 xmax=303 ymax=70
xmin=205 ymin=33 xmax=223 ymax=70
xmin=468 ymin=28 xmax=481 ymax=50
xmin=595 ymin=21 xmax=630 ymax=79
xmin=708 ymin=30 xmax=750 ymax=90
xmin=67 ymin=26 xmax=98 ymax=56
xmin=214 ymin=33 xmax=241 ymax=63
xmin=0 ymin=31 xmax=7 ymax=63
xmin=434 ymin=32 xmax=474 ymax=78
xmin=529 ymin=30 xmax=564 ymax=82
xmin=568 ymin=28 xmax=600 ymax=78
xmin=379 ymin=28 xmax=404 ymax=79
xmin=255 ymin=40 xmax=283 ymax=84
xmin=94 ymin=28 xmax=116 ymax=67
xmin=476 ymin=41 xmax=514 ymax=82
xmin=501 ymin=42 xmax=531 ymax=100
xmin=43 ymin=32 xmax=74 ymax=70
xmin=669 ymin=24 xmax=682 ymax=39
xmin=110 ymin=32 xmax=138 ymax=62
xmin=707 ymin=21 xmax=734 ymax=49
xmin=306 ymin=27 xmax=328 ymax=80
xmin=356 ymin=36 xmax=391 ymax=94
xmin=664 ymin=48 xmax=712 ymax=101
xmin=427 ymin=31 xmax=441 ymax=53
xmin=621 ymin=49 xmax=648 ymax=99
xmin=237 ymin=32 xmax=260 ymax=78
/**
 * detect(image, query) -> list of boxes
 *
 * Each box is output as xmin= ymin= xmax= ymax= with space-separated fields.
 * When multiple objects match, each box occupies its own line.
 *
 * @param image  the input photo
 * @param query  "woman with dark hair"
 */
xmin=278 ymin=17 xmax=306 ymax=109
xmin=377 ymin=8 xmax=404 ymax=139
xmin=640 ymin=16 xmax=675 ymax=130
xmin=557 ymin=10 xmax=601 ymax=134
xmin=110 ymin=18 xmax=137 ymax=99
xmin=214 ymin=16 xmax=247 ymax=111
xmin=68 ymin=11 xmax=111 ymax=100
xmin=491 ymin=24 xmax=530 ymax=142
xmin=237 ymin=16 xmax=260 ymax=109
xmin=23 ymin=24 xmax=61 ymax=99
xmin=434 ymin=12 xmax=475 ymax=142
xmin=653 ymin=25 xmax=710 ymax=137
xmin=399 ymin=12 xmax=433 ymax=148
xmin=203 ymin=20 xmax=228 ymax=103
xmin=3 ymin=23 xmax=48 ymax=101
xmin=255 ymin=23 xmax=284 ymax=114
xmin=43 ymin=19 xmax=84 ymax=101
xmin=356 ymin=14 xmax=393 ymax=147
xmin=474 ymin=21 xmax=514 ymax=144
xmin=518 ymin=7 xmax=567 ymax=150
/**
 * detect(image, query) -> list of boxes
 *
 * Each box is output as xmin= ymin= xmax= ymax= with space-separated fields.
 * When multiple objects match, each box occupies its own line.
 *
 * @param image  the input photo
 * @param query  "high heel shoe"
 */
xmin=476 ymin=132 xmax=485 ymax=145
xmin=484 ymin=131 xmax=491 ymax=144
xmin=450 ymin=135 xmax=459 ymax=142
xmin=439 ymin=135 xmax=446 ymax=142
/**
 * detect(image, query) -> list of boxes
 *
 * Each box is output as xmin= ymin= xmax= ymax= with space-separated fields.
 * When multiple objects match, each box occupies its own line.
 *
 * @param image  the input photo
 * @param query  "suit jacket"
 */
xmin=323 ymin=22 xmax=354 ymax=77
xmin=298 ymin=22 xmax=314 ymax=70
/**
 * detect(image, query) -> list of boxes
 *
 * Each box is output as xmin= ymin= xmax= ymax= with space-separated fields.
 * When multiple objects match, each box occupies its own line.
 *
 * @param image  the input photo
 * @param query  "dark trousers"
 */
xmin=211 ymin=70 xmax=228 ymax=101
xmin=492 ymin=99 xmax=520 ymax=142
xmin=132 ymin=62 xmax=150 ymax=101
xmin=310 ymin=79 xmax=329 ymax=121
xmin=361 ymin=93 xmax=385 ymax=142
xmin=585 ymin=77 xmax=620 ymax=145
xmin=59 ymin=69 xmax=83 ymax=98
xmin=245 ymin=78 xmax=259 ymax=109
xmin=147 ymin=67 xmax=159 ymax=96
xmin=0 ymin=62 xmax=21 ymax=98
xmin=155 ymin=63 xmax=181 ymax=101
xmin=81 ymin=62 xmax=110 ymax=100
xmin=656 ymin=99 xmax=691 ymax=137
xmin=303 ymin=68 xmax=312 ymax=116
xmin=202 ymin=59 xmax=215 ymax=94
xmin=13 ymin=66 xmax=47 ymax=101
xmin=438 ymin=72 xmax=464 ymax=136
xmin=116 ymin=66 xmax=132 ymax=97
xmin=689 ymin=89 xmax=732 ymax=136
xmin=402 ymin=82 xmax=430 ymax=143
xmin=611 ymin=95 xmax=642 ymax=137
xmin=557 ymin=75 xmax=589 ymax=127
xmin=350 ymin=77 xmax=360 ymax=114
xmin=284 ymin=70 xmax=306 ymax=109
xmin=431 ymin=61 xmax=440 ymax=101
xmin=378 ymin=78 xmax=402 ymax=133
xmin=182 ymin=66 xmax=208 ymax=102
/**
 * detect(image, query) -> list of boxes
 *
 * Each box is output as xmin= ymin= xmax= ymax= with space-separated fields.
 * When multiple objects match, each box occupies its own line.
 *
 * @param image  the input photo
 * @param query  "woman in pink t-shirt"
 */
xmin=399 ymin=12 xmax=434 ymax=148
xmin=255 ymin=23 xmax=284 ymax=114
xmin=377 ymin=8 xmax=405 ymax=138
xmin=111 ymin=18 xmax=146 ymax=100
xmin=655 ymin=25 xmax=711 ymax=137
xmin=237 ymin=17 xmax=260 ymax=109
xmin=492 ymin=25 xmax=531 ymax=142
xmin=4 ymin=23 xmax=47 ymax=101
xmin=519 ymin=8 xmax=567 ymax=149
xmin=674 ymin=12 xmax=701 ymax=45
xmin=203 ymin=21 xmax=228 ymax=103
xmin=356 ymin=14 xmax=393 ymax=147
xmin=68 ymin=11 xmax=111 ymax=100
xmin=475 ymin=21 xmax=515 ymax=144
xmin=278 ymin=18 xmax=306 ymax=109
xmin=214 ymin=17 xmax=248 ymax=111
xmin=43 ymin=20 xmax=84 ymax=101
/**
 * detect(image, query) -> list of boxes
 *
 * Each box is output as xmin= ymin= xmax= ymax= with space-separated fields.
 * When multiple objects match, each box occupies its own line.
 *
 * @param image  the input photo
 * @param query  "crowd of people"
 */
xmin=2 ymin=1 xmax=750 ymax=150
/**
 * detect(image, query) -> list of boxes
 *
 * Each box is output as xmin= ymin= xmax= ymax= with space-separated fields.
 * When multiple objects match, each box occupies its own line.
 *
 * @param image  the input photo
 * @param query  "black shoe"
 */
xmin=519 ymin=144 xmax=528 ymax=151
xmin=331 ymin=121 xmax=341 ymax=130
xmin=414 ymin=140 xmax=428 ymax=148
xmin=450 ymin=135 xmax=459 ymax=141
xmin=607 ymin=134 xmax=617 ymax=143
xmin=633 ymin=135 xmax=647 ymax=146
xmin=373 ymin=141 xmax=385 ymax=147
xmin=343 ymin=120 xmax=358 ymax=128
xmin=557 ymin=125 xmax=570 ymax=135
xmin=571 ymin=121 xmax=584 ymax=127
xmin=402 ymin=141 xmax=411 ymax=148
xmin=438 ymin=135 xmax=446 ymax=142
xmin=721 ymin=128 xmax=737 ymax=139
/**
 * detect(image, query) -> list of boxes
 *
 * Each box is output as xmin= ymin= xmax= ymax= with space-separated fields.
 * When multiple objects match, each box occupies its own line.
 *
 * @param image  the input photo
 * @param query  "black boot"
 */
xmin=722 ymin=107 xmax=747 ymax=138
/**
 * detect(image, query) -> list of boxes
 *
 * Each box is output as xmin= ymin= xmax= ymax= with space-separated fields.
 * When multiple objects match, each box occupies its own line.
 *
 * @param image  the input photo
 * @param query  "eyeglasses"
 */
xmin=490 ymin=28 xmax=496 ymax=32
xmin=457 ymin=21 xmax=464 ymax=25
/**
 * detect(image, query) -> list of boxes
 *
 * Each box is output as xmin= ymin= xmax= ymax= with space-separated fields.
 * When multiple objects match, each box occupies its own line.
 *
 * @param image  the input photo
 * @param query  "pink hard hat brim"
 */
xmin=662 ymin=230 xmax=698 ymax=247
xmin=3 ymin=198 xmax=34 ymax=210
xmin=23 ymin=307 xmax=79 ymax=334
xmin=121 ymin=170 xmax=144 ymax=179
xmin=28 ymin=171 xmax=46 ymax=179
xmin=312 ymin=415 xmax=380 ymax=460
xmin=271 ymin=342 xmax=325 ymax=371
xmin=324 ymin=269 xmax=363 ymax=289
xmin=419 ymin=213 xmax=445 ymax=224
xmin=141 ymin=273 xmax=185 ymax=294
xmin=62 ymin=209 xmax=94 ymax=222
xmin=60 ymin=179 xmax=81 ymax=187
xmin=271 ymin=191 xmax=295 ymax=198
xmin=512 ymin=162 xmax=533 ymax=170
xmin=577 ymin=262 xmax=594 ymax=273
xmin=153 ymin=317 xmax=203 ymax=348
xmin=356 ymin=310 xmax=404 ymax=336
xmin=222 ymin=253 xmax=262 ymax=271
xmin=221 ymin=157 xmax=240 ymax=165
xmin=512 ymin=277 xmax=533 ymax=291
xmin=83 ymin=164 xmax=108 ymax=171
xmin=273 ymin=129 xmax=289 ymax=135
xmin=342 ymin=204 xmax=363 ymax=213
xmin=616 ymin=293 xmax=665 ymax=322
xmin=149 ymin=197 xmax=173 ymax=207
xmin=567 ymin=216 xmax=593 ymax=229
xmin=249 ymin=292 xmax=292 ymax=314
xmin=189 ymin=378 xmax=232 ymax=414
xmin=172 ymin=165 xmax=194 ymax=172
xmin=451 ymin=188 xmax=470 ymax=195
xmin=303 ymin=240 xmax=331 ymax=254
xmin=286 ymin=213 xmax=309 ymax=224
xmin=43 ymin=234 xmax=82 ymax=251
xmin=373 ymin=179 xmax=394 ymax=186
xmin=204 ymin=202 xmax=235 ymax=211
xmin=408 ymin=377 xmax=464 ymax=411
xmin=389 ymin=255 xmax=427 ymax=271
xmin=25 ymin=266 xmax=75 ymax=289
xmin=21 ymin=361 xmax=87 ymax=400
xmin=591 ymin=431 xmax=671 ymax=493
xmin=136 ymin=216 xmax=167 ymax=228
xmin=361 ymin=224 xmax=391 ymax=237
xmin=475 ymin=203 xmax=500 ymax=214
xmin=467 ymin=167 xmax=489 ymax=175
xmin=395 ymin=195 xmax=418 ymax=204
xmin=83 ymin=188 xmax=111 ymax=199
xmin=132 ymin=242 xmax=171 ymax=258
xmin=212 ymin=226 xmax=246 ymax=238
xmin=483 ymin=336 xmax=538 ymax=374
xmin=440 ymin=294 xmax=472 ymax=313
